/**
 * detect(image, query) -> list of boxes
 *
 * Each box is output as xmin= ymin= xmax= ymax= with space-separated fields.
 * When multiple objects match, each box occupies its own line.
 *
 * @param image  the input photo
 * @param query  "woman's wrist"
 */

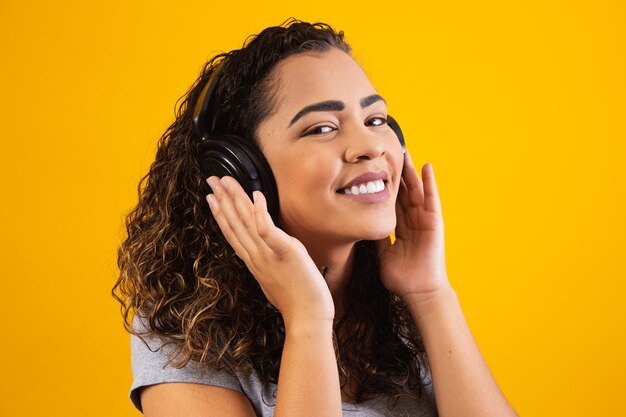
xmin=401 ymin=283 xmax=458 ymax=324
xmin=283 ymin=316 xmax=334 ymax=336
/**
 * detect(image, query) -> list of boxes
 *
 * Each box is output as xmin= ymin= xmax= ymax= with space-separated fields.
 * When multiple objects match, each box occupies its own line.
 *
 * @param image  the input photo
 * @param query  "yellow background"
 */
xmin=1 ymin=0 xmax=624 ymax=416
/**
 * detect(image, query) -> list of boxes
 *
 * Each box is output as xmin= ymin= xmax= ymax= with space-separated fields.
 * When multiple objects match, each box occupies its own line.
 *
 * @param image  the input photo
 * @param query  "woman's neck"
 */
xmin=304 ymin=242 xmax=356 ymax=318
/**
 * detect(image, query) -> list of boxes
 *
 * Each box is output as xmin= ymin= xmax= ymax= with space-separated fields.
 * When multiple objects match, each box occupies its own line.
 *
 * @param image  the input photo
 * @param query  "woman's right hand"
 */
xmin=206 ymin=176 xmax=335 ymax=326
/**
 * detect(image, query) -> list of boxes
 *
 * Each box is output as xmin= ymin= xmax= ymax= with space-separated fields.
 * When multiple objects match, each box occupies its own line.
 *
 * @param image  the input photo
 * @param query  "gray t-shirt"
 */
xmin=129 ymin=314 xmax=438 ymax=416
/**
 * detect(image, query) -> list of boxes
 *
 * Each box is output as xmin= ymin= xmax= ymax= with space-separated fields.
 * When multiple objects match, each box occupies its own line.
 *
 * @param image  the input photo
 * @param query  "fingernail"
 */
xmin=220 ymin=177 xmax=229 ymax=189
xmin=206 ymin=193 xmax=216 ymax=207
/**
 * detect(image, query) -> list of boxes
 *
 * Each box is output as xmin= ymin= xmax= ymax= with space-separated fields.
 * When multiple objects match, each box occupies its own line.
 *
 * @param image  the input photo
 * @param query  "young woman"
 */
xmin=113 ymin=18 xmax=518 ymax=417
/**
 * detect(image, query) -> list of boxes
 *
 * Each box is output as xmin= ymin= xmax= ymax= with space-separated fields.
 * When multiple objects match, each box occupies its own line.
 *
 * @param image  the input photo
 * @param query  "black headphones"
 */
xmin=193 ymin=62 xmax=406 ymax=225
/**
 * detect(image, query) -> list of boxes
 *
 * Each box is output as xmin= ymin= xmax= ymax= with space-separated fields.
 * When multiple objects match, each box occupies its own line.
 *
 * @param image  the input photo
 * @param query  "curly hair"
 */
xmin=112 ymin=17 xmax=431 ymax=411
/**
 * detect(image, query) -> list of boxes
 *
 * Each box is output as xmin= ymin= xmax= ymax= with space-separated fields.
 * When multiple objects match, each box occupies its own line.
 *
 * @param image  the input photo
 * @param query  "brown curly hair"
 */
xmin=112 ymin=17 xmax=432 ymax=410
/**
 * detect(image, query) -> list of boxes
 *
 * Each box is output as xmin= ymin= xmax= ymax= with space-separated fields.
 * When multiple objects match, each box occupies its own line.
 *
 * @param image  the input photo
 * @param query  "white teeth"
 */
xmin=341 ymin=179 xmax=386 ymax=195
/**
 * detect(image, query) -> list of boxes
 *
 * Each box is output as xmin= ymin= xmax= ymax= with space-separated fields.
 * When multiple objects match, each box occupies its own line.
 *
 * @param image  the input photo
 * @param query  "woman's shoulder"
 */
xmin=129 ymin=313 xmax=255 ymax=412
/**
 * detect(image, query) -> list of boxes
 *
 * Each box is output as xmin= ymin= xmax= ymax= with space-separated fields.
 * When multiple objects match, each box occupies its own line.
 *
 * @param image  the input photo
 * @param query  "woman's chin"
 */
xmin=364 ymin=228 xmax=395 ymax=241
xmin=350 ymin=220 xmax=397 ymax=242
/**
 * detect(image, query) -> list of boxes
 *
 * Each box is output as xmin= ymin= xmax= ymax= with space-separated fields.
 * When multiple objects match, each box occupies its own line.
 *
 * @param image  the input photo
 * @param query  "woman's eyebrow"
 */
xmin=360 ymin=94 xmax=386 ymax=108
xmin=288 ymin=94 xmax=387 ymax=128
xmin=288 ymin=100 xmax=344 ymax=127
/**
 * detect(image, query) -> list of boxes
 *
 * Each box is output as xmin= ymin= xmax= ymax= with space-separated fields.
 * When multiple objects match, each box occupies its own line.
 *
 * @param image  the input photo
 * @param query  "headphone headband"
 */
xmin=193 ymin=63 xmax=226 ymax=141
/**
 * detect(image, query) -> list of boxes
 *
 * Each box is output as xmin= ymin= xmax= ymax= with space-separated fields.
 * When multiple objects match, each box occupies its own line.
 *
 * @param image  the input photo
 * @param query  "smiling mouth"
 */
xmin=337 ymin=179 xmax=387 ymax=195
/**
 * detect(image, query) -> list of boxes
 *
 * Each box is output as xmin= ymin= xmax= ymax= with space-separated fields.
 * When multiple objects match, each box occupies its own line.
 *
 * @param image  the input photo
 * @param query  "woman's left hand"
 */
xmin=377 ymin=151 xmax=450 ymax=300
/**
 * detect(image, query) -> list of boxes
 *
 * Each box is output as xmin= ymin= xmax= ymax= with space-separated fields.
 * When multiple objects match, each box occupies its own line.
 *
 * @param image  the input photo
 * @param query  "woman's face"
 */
xmin=255 ymin=48 xmax=404 ymax=245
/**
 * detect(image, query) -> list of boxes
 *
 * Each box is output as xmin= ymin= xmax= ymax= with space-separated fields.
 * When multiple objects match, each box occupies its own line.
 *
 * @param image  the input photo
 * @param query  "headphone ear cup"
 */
xmin=198 ymin=135 xmax=280 ymax=224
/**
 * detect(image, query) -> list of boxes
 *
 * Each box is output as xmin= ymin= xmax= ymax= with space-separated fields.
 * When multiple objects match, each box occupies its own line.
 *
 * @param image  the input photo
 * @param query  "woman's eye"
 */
xmin=366 ymin=116 xmax=388 ymax=127
xmin=303 ymin=125 xmax=336 ymax=136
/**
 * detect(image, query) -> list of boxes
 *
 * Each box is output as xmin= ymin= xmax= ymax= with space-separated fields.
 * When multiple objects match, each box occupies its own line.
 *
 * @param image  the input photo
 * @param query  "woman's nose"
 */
xmin=343 ymin=125 xmax=386 ymax=163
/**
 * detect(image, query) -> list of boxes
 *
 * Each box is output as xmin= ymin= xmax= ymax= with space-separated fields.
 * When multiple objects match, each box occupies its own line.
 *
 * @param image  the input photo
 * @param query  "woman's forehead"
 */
xmin=271 ymin=49 xmax=377 ymax=111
